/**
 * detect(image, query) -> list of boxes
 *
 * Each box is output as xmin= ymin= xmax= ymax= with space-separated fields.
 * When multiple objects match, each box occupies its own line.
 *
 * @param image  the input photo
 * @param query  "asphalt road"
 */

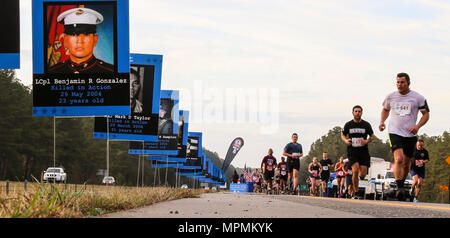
xmin=101 ymin=192 xmax=450 ymax=218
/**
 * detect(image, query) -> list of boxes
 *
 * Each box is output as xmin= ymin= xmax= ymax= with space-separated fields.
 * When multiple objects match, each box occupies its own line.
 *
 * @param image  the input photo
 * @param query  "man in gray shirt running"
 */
xmin=379 ymin=72 xmax=430 ymax=201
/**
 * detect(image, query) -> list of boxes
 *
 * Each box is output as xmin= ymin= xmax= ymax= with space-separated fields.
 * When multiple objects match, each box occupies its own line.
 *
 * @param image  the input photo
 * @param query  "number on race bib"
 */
xmin=394 ymin=102 xmax=412 ymax=117
xmin=352 ymin=138 xmax=363 ymax=147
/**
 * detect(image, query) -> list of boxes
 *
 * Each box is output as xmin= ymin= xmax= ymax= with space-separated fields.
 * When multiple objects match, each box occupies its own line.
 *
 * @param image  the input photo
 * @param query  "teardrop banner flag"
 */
xmin=221 ymin=137 xmax=244 ymax=173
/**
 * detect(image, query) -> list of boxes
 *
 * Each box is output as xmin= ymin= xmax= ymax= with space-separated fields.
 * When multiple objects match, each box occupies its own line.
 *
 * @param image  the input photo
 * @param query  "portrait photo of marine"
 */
xmin=158 ymin=99 xmax=174 ymax=135
xmin=45 ymin=4 xmax=115 ymax=74
xmin=130 ymin=66 xmax=144 ymax=113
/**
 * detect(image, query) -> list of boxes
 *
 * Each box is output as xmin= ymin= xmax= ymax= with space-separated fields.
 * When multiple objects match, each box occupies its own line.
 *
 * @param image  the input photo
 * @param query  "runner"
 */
xmin=341 ymin=105 xmax=376 ymax=199
xmin=258 ymin=173 xmax=265 ymax=193
xmin=308 ymin=157 xmax=322 ymax=196
xmin=261 ymin=148 xmax=277 ymax=194
xmin=283 ymin=133 xmax=303 ymax=194
xmin=306 ymin=177 xmax=312 ymax=195
xmin=277 ymin=157 xmax=289 ymax=194
xmin=319 ymin=152 xmax=333 ymax=197
xmin=411 ymin=139 xmax=430 ymax=202
xmin=344 ymin=159 xmax=353 ymax=198
xmin=274 ymin=172 xmax=281 ymax=195
xmin=331 ymin=177 xmax=338 ymax=197
xmin=379 ymin=72 xmax=430 ymax=201
xmin=334 ymin=156 xmax=346 ymax=198
xmin=252 ymin=169 xmax=262 ymax=193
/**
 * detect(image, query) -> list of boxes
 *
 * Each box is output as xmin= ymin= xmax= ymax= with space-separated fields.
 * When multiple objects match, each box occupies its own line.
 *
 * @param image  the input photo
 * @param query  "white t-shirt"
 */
xmin=332 ymin=179 xmax=338 ymax=186
xmin=382 ymin=90 xmax=428 ymax=137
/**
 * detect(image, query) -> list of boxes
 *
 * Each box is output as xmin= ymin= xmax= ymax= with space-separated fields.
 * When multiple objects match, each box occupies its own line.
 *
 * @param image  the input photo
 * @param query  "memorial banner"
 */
xmin=93 ymin=54 xmax=162 ymax=141
xmin=32 ymin=0 xmax=130 ymax=116
xmin=167 ymin=110 xmax=189 ymax=158
xmin=178 ymin=132 xmax=202 ymax=172
xmin=0 ymin=0 xmax=20 ymax=69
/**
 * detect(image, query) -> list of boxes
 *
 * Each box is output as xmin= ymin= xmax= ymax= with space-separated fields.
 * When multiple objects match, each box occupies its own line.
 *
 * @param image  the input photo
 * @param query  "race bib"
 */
xmin=338 ymin=171 xmax=344 ymax=176
xmin=347 ymin=170 xmax=353 ymax=175
xmin=351 ymin=138 xmax=363 ymax=147
xmin=313 ymin=170 xmax=318 ymax=177
xmin=281 ymin=171 xmax=286 ymax=176
xmin=394 ymin=102 xmax=412 ymax=117
xmin=323 ymin=166 xmax=328 ymax=171
xmin=267 ymin=166 xmax=273 ymax=171
xmin=415 ymin=160 xmax=424 ymax=167
xmin=292 ymin=153 xmax=300 ymax=157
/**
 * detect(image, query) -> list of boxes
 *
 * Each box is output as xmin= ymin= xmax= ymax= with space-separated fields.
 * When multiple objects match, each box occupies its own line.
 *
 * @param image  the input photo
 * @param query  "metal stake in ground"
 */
xmin=53 ymin=117 xmax=56 ymax=168
xmin=142 ymin=154 xmax=145 ymax=187
xmin=165 ymin=155 xmax=169 ymax=186
xmin=137 ymin=154 xmax=140 ymax=187
xmin=106 ymin=117 xmax=110 ymax=177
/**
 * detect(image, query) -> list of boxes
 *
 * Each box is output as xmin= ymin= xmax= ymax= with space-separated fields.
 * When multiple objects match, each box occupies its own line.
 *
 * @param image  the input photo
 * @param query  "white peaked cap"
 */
xmin=57 ymin=7 xmax=103 ymax=25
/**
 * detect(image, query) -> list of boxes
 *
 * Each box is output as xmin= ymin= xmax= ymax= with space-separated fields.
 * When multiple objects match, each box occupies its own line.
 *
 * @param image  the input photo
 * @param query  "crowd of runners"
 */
xmin=241 ymin=72 xmax=430 ymax=202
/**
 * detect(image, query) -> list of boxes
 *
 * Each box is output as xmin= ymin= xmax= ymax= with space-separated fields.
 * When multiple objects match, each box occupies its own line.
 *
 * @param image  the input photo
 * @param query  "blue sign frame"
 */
xmin=32 ymin=0 xmax=130 ymax=116
xmin=148 ymin=156 xmax=186 ymax=163
xmin=93 ymin=54 xmax=162 ymax=141
xmin=152 ymin=163 xmax=182 ymax=168
xmin=176 ymin=171 xmax=202 ymax=176
xmin=0 ymin=54 xmax=20 ymax=69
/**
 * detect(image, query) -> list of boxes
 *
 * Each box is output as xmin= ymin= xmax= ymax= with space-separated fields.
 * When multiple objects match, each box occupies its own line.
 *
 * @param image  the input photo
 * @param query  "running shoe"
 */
xmin=413 ymin=198 xmax=419 ymax=203
xmin=351 ymin=195 xmax=359 ymax=199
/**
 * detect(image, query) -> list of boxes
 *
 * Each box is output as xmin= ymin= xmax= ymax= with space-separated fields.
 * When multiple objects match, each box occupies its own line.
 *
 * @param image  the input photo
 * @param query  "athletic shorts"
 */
xmin=264 ymin=171 xmax=274 ymax=181
xmin=287 ymin=158 xmax=300 ymax=172
xmin=320 ymin=173 xmax=330 ymax=182
xmin=348 ymin=152 xmax=371 ymax=167
xmin=411 ymin=169 xmax=425 ymax=179
xmin=280 ymin=175 xmax=288 ymax=181
xmin=346 ymin=175 xmax=353 ymax=186
xmin=389 ymin=133 xmax=418 ymax=158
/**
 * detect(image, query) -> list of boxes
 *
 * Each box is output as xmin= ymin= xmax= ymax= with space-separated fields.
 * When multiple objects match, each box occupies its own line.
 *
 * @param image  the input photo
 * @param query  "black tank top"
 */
xmin=310 ymin=163 xmax=320 ymax=177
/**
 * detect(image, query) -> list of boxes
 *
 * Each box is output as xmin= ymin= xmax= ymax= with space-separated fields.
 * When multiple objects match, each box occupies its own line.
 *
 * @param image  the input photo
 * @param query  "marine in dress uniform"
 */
xmin=48 ymin=7 xmax=114 ymax=74
xmin=158 ymin=102 xmax=173 ymax=135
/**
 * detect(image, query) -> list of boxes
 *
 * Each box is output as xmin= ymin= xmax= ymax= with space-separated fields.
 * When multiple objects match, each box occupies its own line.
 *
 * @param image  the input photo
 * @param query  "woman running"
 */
xmin=308 ymin=157 xmax=322 ymax=196
xmin=344 ymin=159 xmax=353 ymax=198
xmin=334 ymin=156 xmax=346 ymax=198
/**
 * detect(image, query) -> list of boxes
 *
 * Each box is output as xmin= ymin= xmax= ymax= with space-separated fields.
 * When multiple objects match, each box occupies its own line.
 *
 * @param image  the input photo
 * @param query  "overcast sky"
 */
xmin=17 ymin=0 xmax=450 ymax=169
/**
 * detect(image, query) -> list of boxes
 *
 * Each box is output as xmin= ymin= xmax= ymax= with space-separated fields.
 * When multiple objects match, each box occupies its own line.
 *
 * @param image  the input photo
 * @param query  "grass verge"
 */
xmin=0 ymin=182 xmax=216 ymax=218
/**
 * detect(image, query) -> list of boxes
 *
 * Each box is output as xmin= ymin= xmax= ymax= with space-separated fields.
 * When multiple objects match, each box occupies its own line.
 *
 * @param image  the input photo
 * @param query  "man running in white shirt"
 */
xmin=379 ymin=72 xmax=430 ymax=201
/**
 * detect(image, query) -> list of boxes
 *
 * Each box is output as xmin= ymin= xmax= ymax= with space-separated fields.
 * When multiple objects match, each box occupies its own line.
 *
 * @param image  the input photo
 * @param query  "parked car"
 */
xmin=181 ymin=184 xmax=188 ymax=189
xmin=375 ymin=170 xmax=413 ymax=200
xmin=43 ymin=167 xmax=67 ymax=183
xmin=102 ymin=176 xmax=115 ymax=185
